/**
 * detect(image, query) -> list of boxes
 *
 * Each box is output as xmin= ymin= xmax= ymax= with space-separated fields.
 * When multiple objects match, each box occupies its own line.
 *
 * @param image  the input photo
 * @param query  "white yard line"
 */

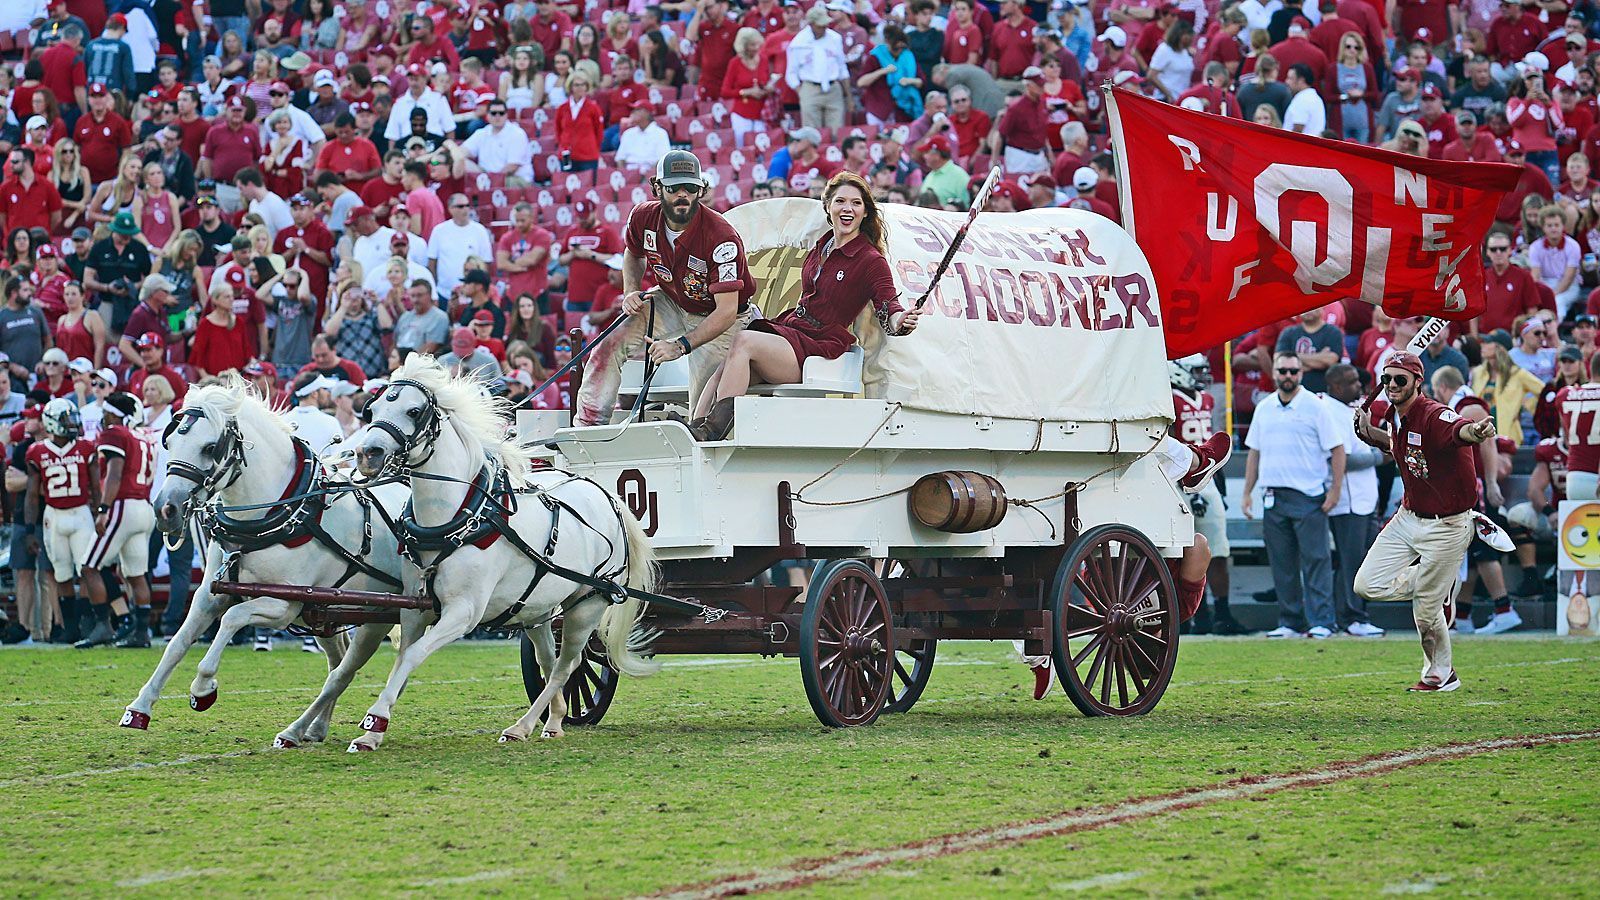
xmin=649 ymin=729 xmax=1600 ymax=899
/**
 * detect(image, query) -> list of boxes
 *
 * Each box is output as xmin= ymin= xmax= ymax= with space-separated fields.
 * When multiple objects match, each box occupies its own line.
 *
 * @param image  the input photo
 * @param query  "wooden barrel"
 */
xmin=908 ymin=471 xmax=1007 ymax=534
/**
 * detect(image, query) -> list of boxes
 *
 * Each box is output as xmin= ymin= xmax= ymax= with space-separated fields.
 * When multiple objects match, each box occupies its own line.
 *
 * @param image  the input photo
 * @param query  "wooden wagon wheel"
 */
xmin=884 ymin=639 xmax=936 ymax=714
xmin=876 ymin=560 xmax=935 ymax=715
xmin=1049 ymin=524 xmax=1179 ymax=717
xmin=519 ymin=631 xmax=618 ymax=726
xmin=800 ymin=559 xmax=895 ymax=727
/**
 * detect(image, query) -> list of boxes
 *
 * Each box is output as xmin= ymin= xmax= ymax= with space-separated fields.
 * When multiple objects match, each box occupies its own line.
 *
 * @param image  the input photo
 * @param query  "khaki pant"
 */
xmin=575 ymin=302 xmax=755 ymax=426
xmin=1354 ymin=508 xmax=1474 ymax=681
xmin=798 ymin=82 xmax=846 ymax=130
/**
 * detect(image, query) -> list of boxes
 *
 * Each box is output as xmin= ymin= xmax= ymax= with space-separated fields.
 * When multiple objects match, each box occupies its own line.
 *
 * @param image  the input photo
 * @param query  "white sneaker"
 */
xmin=1265 ymin=626 xmax=1303 ymax=638
xmin=1346 ymin=622 xmax=1386 ymax=637
xmin=1477 ymin=609 xmax=1523 ymax=635
xmin=1453 ymin=618 xmax=1476 ymax=635
xmin=253 ymin=634 xmax=272 ymax=652
xmin=301 ymin=637 xmax=321 ymax=653
xmin=1306 ymin=625 xmax=1334 ymax=639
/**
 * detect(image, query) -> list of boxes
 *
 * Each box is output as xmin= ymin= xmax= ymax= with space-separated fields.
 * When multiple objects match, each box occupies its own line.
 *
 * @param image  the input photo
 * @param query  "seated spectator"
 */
xmin=917 ymin=136 xmax=970 ymax=209
xmin=1529 ymin=204 xmax=1583 ymax=317
xmin=1472 ymin=330 xmax=1543 ymax=445
xmin=614 ymin=102 xmax=672 ymax=174
xmin=439 ymin=326 xmax=501 ymax=382
xmin=461 ymin=101 xmax=534 ymax=186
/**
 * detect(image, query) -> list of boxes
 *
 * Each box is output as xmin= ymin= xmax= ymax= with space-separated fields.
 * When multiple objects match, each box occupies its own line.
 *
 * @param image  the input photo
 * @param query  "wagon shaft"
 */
xmin=213 ymin=582 xmax=434 ymax=610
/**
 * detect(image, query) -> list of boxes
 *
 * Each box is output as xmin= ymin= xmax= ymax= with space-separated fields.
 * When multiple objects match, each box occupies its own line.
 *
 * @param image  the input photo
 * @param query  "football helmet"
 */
xmin=42 ymin=397 xmax=82 ymax=439
xmin=1169 ymin=353 xmax=1212 ymax=393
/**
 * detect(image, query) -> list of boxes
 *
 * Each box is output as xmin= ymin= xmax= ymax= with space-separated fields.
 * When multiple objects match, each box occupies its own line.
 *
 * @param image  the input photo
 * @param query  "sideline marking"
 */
xmin=117 ymin=868 xmax=227 ymax=887
xmin=650 ymin=729 xmax=1600 ymax=898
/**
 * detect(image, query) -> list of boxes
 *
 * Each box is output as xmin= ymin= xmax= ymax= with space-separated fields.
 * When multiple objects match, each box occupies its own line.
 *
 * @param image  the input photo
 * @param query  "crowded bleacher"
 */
xmin=0 ymin=0 xmax=1594 ymax=646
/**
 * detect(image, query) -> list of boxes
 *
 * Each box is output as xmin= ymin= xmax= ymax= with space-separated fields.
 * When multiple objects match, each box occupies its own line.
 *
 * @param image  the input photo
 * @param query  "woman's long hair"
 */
xmin=823 ymin=171 xmax=888 ymax=257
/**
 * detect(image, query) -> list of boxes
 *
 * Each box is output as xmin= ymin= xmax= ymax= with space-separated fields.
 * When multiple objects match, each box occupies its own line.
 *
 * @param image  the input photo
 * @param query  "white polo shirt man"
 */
xmin=462 ymin=108 xmax=534 ymax=183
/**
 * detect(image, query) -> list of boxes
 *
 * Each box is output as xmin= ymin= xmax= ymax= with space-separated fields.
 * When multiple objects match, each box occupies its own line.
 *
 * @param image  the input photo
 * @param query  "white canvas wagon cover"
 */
xmin=725 ymin=198 xmax=1172 ymax=424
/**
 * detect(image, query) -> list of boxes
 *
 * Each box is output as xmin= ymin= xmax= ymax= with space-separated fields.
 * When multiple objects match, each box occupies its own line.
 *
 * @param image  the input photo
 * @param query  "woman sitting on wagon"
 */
xmin=687 ymin=172 xmax=922 ymax=441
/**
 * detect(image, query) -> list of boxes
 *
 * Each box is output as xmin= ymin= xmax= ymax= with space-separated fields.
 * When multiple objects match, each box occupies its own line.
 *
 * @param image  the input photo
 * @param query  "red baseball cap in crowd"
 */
xmin=135 ymin=332 xmax=165 ymax=350
xmin=350 ymin=205 xmax=376 ymax=220
xmin=1289 ymin=15 xmax=1311 ymax=31
xmin=1420 ymin=83 xmax=1442 ymax=99
xmin=1414 ymin=26 xmax=1432 ymax=43
xmin=1506 ymin=139 xmax=1525 ymax=155
xmin=996 ymin=181 xmax=1031 ymax=210
xmin=1026 ymin=174 xmax=1057 ymax=191
xmin=21 ymin=406 xmax=41 ymax=420
xmin=270 ymin=81 xmax=291 ymax=94
xmin=1383 ymin=351 xmax=1425 ymax=382
xmin=574 ymin=199 xmax=591 ymax=215
xmin=919 ymin=135 xmax=954 ymax=158
xmin=107 ymin=13 xmax=128 ymax=28
xmin=369 ymin=44 xmax=394 ymax=59
xmin=88 ymin=83 xmax=109 ymax=97
xmin=472 ymin=309 xmax=495 ymax=324
xmin=244 ymin=360 xmax=277 ymax=378
xmin=35 ymin=244 xmax=56 ymax=258
xmin=352 ymin=101 xmax=372 ymax=113
xmin=1395 ymin=68 xmax=1420 ymax=82
xmin=227 ymin=95 xmax=246 ymax=110
xmin=1022 ymin=65 xmax=1045 ymax=85
xmin=289 ymin=193 xmax=313 ymax=206
xmin=634 ymin=99 xmax=654 ymax=114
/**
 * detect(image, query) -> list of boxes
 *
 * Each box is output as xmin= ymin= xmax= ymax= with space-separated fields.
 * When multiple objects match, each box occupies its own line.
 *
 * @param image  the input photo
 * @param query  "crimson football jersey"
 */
xmin=1535 ymin=437 xmax=1570 ymax=503
xmin=26 ymin=438 xmax=95 ymax=510
xmin=96 ymin=425 xmax=155 ymax=501
xmin=1557 ymin=383 xmax=1600 ymax=473
xmin=1170 ymin=389 xmax=1215 ymax=445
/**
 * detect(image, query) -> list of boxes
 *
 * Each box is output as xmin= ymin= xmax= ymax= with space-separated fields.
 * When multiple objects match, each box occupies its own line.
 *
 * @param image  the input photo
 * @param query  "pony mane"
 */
xmin=393 ymin=355 xmax=535 ymax=486
xmin=183 ymin=376 xmax=293 ymax=438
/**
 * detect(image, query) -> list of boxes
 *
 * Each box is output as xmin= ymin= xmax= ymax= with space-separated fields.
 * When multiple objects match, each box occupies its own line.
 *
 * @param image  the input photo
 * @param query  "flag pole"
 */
xmin=1223 ymin=341 xmax=1234 ymax=440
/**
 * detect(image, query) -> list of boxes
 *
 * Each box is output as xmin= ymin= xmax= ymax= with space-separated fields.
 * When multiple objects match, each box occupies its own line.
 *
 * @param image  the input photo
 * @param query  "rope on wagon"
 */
xmin=789 ymin=403 xmax=910 ymax=507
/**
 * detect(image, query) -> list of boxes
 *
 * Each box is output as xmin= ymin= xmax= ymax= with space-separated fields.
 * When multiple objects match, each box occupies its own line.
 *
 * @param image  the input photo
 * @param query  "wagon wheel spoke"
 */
xmin=1131 ymin=628 xmax=1169 ymax=653
xmin=1127 ymin=574 xmax=1158 ymax=610
xmin=821 ymin=602 xmax=846 ymax=636
xmin=1098 ymin=643 xmax=1115 ymax=706
xmin=574 ymin=673 xmax=596 ymax=710
xmin=841 ymin=666 xmax=863 ymax=716
xmin=1126 ymin=635 xmax=1162 ymax=680
xmin=1071 ymin=630 xmax=1104 ymax=667
xmin=1114 ymin=644 xmax=1131 ymax=708
xmin=1082 ymin=635 xmax=1110 ymax=688
xmin=1120 ymin=554 xmax=1149 ymax=610
xmin=860 ymin=620 xmax=885 ymax=639
xmin=1079 ymin=556 xmax=1112 ymax=614
xmin=819 ymin=649 xmax=843 ymax=672
xmin=894 ymin=658 xmax=913 ymax=687
xmin=1124 ymin=644 xmax=1150 ymax=696
xmin=1064 ymin=602 xmax=1105 ymax=632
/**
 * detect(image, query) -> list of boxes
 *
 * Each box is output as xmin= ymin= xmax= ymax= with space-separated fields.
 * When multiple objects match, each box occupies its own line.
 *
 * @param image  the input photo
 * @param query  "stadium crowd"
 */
xmin=0 ymin=0 xmax=1594 ymax=645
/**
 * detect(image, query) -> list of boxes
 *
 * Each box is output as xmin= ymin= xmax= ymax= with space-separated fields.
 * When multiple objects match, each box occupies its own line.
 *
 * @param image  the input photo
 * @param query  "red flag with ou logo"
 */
xmin=1105 ymin=88 xmax=1524 ymax=359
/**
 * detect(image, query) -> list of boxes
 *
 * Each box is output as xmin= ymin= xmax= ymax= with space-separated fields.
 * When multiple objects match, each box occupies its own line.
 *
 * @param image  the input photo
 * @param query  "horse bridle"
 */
xmin=362 ymin=378 xmax=444 ymax=478
xmin=163 ymin=407 xmax=249 ymax=499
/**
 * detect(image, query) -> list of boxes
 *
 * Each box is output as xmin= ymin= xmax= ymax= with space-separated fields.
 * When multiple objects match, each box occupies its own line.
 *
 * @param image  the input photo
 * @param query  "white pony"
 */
xmin=125 ymin=380 xmax=409 ymax=750
xmin=349 ymin=355 xmax=659 ymax=750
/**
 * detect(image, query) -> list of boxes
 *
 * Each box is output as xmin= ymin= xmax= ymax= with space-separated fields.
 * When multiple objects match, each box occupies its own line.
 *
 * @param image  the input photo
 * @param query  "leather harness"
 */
xmin=165 ymin=407 xmax=402 ymax=591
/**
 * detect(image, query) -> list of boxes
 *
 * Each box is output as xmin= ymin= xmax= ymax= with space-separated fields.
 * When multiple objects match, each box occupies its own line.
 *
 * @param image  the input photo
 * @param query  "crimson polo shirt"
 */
xmin=314 ymin=137 xmax=382 ymax=193
xmin=625 ymin=201 xmax=755 ymax=316
xmin=37 ymin=42 xmax=85 ymax=109
xmin=201 ymin=120 xmax=263 ymax=183
xmin=73 ymin=111 xmax=132 ymax=184
xmin=1480 ymin=263 xmax=1548 ymax=333
xmin=988 ymin=17 xmax=1036 ymax=79
xmin=694 ymin=15 xmax=740 ymax=104
xmin=0 ymin=176 xmax=62 ymax=233
xmin=998 ymin=94 xmax=1049 ymax=153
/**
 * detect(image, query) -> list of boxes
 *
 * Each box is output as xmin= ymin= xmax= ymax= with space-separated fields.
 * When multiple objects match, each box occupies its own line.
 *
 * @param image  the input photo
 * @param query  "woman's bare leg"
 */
xmin=693 ymin=362 xmax=727 ymax=419
xmin=714 ymin=331 xmax=802 ymax=402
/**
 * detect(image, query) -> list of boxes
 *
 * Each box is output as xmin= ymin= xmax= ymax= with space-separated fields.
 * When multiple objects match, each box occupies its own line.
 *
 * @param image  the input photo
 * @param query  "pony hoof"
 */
xmin=272 ymin=736 xmax=299 ymax=749
xmin=541 ymin=729 xmax=563 ymax=740
xmin=359 ymin=713 xmax=388 ymax=733
xmin=347 ymin=740 xmax=376 ymax=753
xmin=189 ymin=691 xmax=217 ymax=712
xmin=119 ymin=709 xmax=150 ymax=730
xmin=498 ymin=732 xmax=525 ymax=743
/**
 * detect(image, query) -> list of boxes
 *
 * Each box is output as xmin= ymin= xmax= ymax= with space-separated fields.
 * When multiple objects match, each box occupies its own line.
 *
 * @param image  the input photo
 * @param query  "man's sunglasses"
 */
xmin=1380 ymin=374 xmax=1411 ymax=387
xmin=1276 ymin=367 xmax=1301 ymax=375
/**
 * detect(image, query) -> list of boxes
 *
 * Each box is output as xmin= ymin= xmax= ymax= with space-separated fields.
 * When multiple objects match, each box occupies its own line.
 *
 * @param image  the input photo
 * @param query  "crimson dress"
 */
xmin=748 ymin=232 xmax=906 ymax=365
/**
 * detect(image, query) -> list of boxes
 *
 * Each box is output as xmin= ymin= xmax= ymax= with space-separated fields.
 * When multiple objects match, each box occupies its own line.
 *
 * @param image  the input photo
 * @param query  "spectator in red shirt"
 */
xmin=73 ymin=84 xmax=133 ymax=184
xmin=1481 ymin=231 xmax=1550 ymax=333
xmin=1487 ymin=0 xmax=1547 ymax=72
xmin=0 ymin=149 xmax=63 ymax=235
xmin=199 ymin=96 xmax=263 ymax=213
xmin=313 ymin=114 xmax=382 ymax=194
xmin=943 ymin=0 xmax=984 ymax=66
xmin=1442 ymin=110 xmax=1504 ymax=161
xmin=496 ymin=203 xmax=554 ymax=307
xmin=1269 ymin=19 xmax=1330 ymax=80
xmin=37 ymin=24 xmax=87 ymax=121
xmin=125 ymin=332 xmax=187 ymax=406
xmin=947 ymin=85 xmax=992 ymax=163
xmin=528 ymin=0 xmax=576 ymax=63
xmin=987 ymin=0 xmax=1037 ymax=79
xmin=554 ymin=70 xmax=604 ymax=171
xmin=1417 ymin=85 xmax=1460 ymax=157
xmin=689 ymin=0 xmax=741 ymax=102
xmin=558 ymin=200 xmax=622 ymax=314
xmin=405 ymin=15 xmax=461 ymax=70
xmin=189 ymin=285 xmax=254 ymax=378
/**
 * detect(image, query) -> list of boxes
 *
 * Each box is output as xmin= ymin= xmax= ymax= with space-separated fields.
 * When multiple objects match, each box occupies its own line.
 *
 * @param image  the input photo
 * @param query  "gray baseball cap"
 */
xmin=656 ymin=149 xmax=705 ymax=189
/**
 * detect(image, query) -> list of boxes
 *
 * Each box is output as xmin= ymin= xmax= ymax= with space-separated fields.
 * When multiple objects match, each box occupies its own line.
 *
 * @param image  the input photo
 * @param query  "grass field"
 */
xmin=3 ymin=634 xmax=1598 ymax=897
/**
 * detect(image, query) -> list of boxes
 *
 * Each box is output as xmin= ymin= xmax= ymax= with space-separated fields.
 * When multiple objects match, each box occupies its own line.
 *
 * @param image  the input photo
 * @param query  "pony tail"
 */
xmin=598 ymin=505 xmax=661 ymax=678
